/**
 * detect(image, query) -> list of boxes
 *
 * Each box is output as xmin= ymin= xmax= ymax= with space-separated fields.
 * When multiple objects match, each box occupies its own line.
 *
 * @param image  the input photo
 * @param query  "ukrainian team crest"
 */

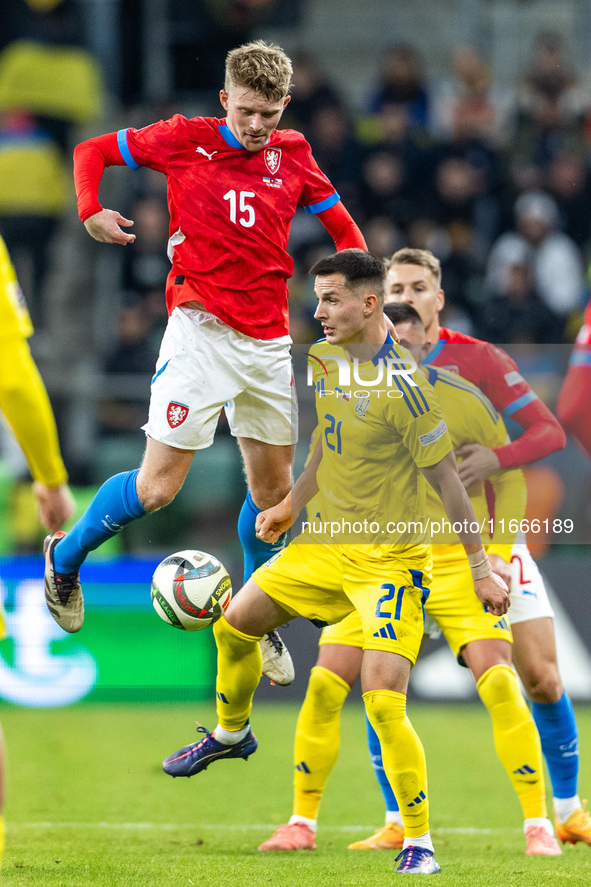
xmin=167 ymin=402 xmax=189 ymax=428
xmin=264 ymin=147 xmax=281 ymax=175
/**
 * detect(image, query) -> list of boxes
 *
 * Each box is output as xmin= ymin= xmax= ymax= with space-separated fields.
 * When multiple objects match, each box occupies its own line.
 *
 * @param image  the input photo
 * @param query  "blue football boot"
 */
xmin=395 ymin=846 xmax=441 ymax=874
xmin=163 ymin=724 xmax=257 ymax=777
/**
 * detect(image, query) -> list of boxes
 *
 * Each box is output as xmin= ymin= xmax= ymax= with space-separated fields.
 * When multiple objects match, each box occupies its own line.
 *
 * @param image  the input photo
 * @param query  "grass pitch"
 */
xmin=2 ymin=701 xmax=591 ymax=885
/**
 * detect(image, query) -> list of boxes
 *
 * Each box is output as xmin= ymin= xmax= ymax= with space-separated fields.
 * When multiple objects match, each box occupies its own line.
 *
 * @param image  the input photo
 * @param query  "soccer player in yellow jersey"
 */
xmin=0 ymin=235 xmax=73 ymax=531
xmin=0 ymin=233 xmax=74 ymax=868
xmin=162 ymin=250 xmax=509 ymax=876
xmin=258 ymin=300 xmax=561 ymax=859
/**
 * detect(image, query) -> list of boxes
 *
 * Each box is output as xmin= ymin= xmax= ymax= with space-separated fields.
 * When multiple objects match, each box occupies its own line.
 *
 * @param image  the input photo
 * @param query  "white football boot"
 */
xmin=259 ymin=630 xmax=295 ymax=686
xmin=43 ymin=532 xmax=84 ymax=632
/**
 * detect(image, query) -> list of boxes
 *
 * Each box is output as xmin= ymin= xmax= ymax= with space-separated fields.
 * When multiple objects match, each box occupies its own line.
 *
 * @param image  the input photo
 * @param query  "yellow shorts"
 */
xmin=253 ymin=538 xmax=431 ymax=664
xmin=319 ymin=545 xmax=512 ymax=662
xmin=426 ymin=545 xmax=512 ymax=659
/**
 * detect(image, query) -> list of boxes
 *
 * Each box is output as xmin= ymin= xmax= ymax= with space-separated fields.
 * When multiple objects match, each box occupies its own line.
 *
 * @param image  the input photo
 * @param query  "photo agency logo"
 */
xmin=307 ymin=352 xmax=419 ymax=400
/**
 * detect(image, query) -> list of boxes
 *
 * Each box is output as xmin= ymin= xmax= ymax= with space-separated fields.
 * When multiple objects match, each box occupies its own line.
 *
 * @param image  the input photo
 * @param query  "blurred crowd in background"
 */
xmin=2 ymin=0 xmax=591 ymax=553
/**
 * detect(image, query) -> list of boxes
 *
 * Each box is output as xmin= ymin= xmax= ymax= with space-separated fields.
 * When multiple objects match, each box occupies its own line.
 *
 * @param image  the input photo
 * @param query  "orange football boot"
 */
xmin=348 ymin=822 xmax=405 ymax=850
xmin=555 ymin=803 xmax=591 ymax=847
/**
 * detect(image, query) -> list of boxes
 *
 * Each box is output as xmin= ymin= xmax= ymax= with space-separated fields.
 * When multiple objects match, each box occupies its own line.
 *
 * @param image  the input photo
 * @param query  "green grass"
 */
xmin=2 ymin=702 xmax=591 ymax=885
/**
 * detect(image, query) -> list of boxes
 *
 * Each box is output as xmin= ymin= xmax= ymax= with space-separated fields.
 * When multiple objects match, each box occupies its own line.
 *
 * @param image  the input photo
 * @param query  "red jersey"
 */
xmin=424 ymin=327 xmax=565 ymax=468
xmin=557 ymin=298 xmax=591 ymax=458
xmin=117 ymin=116 xmax=339 ymax=339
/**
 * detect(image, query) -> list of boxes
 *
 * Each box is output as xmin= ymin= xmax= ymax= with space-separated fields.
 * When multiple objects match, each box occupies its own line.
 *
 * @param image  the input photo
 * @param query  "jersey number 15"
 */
xmin=224 ymin=190 xmax=255 ymax=227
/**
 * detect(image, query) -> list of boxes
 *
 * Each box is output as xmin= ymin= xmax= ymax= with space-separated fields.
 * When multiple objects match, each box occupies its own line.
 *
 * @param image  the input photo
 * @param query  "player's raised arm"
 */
xmin=456 ymin=343 xmax=566 ymax=483
xmin=74 ymin=133 xmax=136 ymax=244
xmin=317 ymin=201 xmax=367 ymax=251
xmin=256 ymin=438 xmax=323 ymax=543
xmin=421 ymin=451 xmax=510 ymax=616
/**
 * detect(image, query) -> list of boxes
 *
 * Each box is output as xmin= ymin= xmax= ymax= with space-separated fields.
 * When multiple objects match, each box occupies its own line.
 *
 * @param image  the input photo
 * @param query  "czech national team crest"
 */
xmin=167 ymin=402 xmax=189 ymax=428
xmin=264 ymin=147 xmax=281 ymax=175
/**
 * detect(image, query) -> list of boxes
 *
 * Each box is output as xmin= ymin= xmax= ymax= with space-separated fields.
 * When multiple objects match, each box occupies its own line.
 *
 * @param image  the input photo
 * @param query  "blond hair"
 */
xmin=386 ymin=248 xmax=442 ymax=288
xmin=225 ymin=40 xmax=293 ymax=102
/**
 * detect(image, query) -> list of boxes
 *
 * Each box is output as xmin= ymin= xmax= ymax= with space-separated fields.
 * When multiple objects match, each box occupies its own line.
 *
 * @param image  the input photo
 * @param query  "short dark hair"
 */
xmin=383 ymin=302 xmax=424 ymax=328
xmin=309 ymin=249 xmax=386 ymax=299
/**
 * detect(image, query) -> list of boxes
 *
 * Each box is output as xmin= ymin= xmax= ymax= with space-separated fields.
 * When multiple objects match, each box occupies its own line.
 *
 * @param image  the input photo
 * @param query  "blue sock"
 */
xmin=366 ymin=713 xmax=399 ymax=813
xmin=237 ymin=491 xmax=286 ymax=584
xmin=54 ymin=470 xmax=146 ymax=574
xmin=532 ymin=692 xmax=579 ymax=799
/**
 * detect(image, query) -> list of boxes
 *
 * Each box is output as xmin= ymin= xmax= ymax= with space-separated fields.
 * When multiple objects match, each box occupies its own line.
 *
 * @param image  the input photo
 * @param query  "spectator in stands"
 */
xmin=481 ymin=257 xmax=558 ymax=344
xmin=358 ymin=149 xmax=415 ymax=229
xmin=308 ymin=106 xmax=364 ymax=209
xmin=122 ymin=198 xmax=170 ymax=295
xmin=98 ymin=294 xmax=157 ymax=436
xmin=516 ymin=31 xmax=582 ymax=116
xmin=547 ymin=154 xmax=591 ymax=249
xmin=366 ymin=44 xmax=429 ymax=128
xmin=283 ymin=51 xmax=343 ymax=136
xmin=432 ymin=45 xmax=509 ymax=146
xmin=0 ymin=109 xmax=67 ymax=330
xmin=486 ymin=190 xmax=585 ymax=322
xmin=512 ymin=32 xmax=587 ymax=169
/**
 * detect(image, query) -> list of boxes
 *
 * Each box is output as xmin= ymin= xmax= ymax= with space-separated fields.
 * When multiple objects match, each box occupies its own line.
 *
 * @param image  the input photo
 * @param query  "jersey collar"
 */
xmin=218 ymin=123 xmax=245 ymax=149
xmin=371 ymin=332 xmax=395 ymax=366
xmin=218 ymin=121 xmax=271 ymax=150
xmin=423 ymin=338 xmax=446 ymax=365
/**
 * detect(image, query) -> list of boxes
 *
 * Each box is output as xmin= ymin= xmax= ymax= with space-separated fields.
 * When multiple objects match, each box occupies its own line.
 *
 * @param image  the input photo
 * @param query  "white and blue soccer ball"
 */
xmin=151 ymin=550 xmax=232 ymax=631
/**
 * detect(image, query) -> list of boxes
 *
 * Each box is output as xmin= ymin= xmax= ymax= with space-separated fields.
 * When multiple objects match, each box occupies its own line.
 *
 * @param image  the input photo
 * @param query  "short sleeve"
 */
xmin=121 ymin=115 xmax=186 ymax=173
xmin=480 ymin=343 xmax=539 ymax=418
xmin=390 ymin=373 xmax=453 ymax=467
xmin=298 ymin=142 xmax=340 ymax=215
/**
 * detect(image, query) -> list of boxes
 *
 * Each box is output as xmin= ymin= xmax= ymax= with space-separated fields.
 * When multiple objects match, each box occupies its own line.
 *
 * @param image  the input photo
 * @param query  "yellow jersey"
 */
xmin=423 ymin=365 xmax=526 ymax=548
xmin=0 ymin=235 xmax=33 ymax=342
xmin=307 ymin=334 xmax=452 ymax=547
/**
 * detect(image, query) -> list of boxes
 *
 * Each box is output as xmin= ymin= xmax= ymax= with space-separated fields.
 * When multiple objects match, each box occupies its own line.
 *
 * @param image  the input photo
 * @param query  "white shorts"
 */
xmin=508 ymin=543 xmax=554 ymax=624
xmin=144 ymin=307 xmax=297 ymax=450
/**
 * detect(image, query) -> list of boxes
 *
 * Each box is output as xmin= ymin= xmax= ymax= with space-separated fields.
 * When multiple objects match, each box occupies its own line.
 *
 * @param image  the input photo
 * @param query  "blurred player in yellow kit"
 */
xmin=0 ymin=234 xmax=74 ymax=866
xmin=258 ymin=301 xmax=562 ymax=859
xmin=162 ymin=250 xmax=509 ymax=876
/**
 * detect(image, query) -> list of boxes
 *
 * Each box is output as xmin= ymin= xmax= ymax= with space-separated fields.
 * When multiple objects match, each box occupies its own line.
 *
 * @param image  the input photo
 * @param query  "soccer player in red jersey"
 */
xmin=384 ymin=248 xmax=591 ymax=846
xmin=557 ymin=298 xmax=591 ymax=460
xmin=43 ymin=41 xmax=366 ymax=684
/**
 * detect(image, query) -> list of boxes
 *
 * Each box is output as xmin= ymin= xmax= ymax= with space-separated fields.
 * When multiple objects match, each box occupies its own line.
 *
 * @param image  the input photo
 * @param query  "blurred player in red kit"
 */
xmin=43 ymin=41 xmax=366 ymax=685
xmin=557 ymin=298 xmax=591 ymax=459
xmin=383 ymin=248 xmax=591 ymax=847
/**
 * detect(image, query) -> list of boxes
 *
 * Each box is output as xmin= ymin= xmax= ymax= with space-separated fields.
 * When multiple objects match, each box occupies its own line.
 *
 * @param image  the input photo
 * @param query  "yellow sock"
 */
xmin=0 ymin=814 xmax=5 ymax=869
xmin=293 ymin=666 xmax=350 ymax=820
xmin=213 ymin=617 xmax=263 ymax=731
xmin=477 ymin=664 xmax=546 ymax=820
xmin=363 ymin=690 xmax=429 ymax=838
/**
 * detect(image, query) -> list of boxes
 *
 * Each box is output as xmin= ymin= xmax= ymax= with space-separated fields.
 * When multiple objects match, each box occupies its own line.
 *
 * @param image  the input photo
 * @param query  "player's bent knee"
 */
xmin=522 ymin=670 xmax=563 ymax=704
xmin=305 ymin=666 xmax=350 ymax=716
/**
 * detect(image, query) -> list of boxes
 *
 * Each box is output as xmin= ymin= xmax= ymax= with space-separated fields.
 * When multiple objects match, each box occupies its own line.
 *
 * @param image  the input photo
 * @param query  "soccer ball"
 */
xmin=151 ymin=550 xmax=232 ymax=631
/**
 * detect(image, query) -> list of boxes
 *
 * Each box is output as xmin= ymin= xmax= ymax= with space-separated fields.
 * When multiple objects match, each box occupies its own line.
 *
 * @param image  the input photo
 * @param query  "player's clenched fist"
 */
xmin=256 ymin=496 xmax=293 ymax=544
xmin=84 ymin=208 xmax=136 ymax=245
xmin=474 ymin=572 xmax=510 ymax=616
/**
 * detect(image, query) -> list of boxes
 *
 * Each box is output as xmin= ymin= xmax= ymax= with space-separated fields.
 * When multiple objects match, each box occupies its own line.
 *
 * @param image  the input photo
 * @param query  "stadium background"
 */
xmin=0 ymin=0 xmax=591 ymax=711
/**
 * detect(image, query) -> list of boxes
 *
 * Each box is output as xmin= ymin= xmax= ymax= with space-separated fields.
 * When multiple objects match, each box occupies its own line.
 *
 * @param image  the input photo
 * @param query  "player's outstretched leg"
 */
xmin=44 ymin=469 xmax=146 ymax=632
xmin=363 ymin=689 xmax=439 ymax=875
xmin=348 ymin=715 xmax=404 ymax=851
xmin=476 ymin=664 xmax=561 ymax=856
xmin=163 ymin=615 xmax=262 ymax=776
xmin=237 ymin=490 xmax=293 ymax=686
xmin=258 ymin=665 xmax=350 ymax=851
